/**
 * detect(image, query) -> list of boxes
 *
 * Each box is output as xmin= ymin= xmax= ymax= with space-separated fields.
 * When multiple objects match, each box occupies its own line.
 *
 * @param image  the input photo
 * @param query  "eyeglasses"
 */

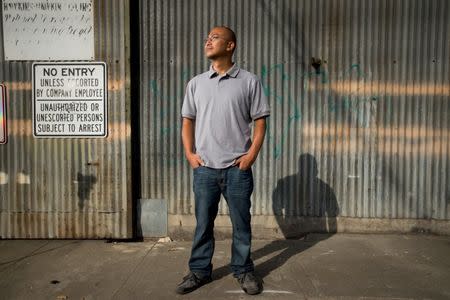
xmin=204 ymin=35 xmax=227 ymax=44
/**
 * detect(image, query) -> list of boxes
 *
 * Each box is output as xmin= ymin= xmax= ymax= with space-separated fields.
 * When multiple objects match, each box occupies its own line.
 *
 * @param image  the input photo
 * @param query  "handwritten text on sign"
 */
xmin=2 ymin=0 xmax=94 ymax=60
xmin=0 ymin=85 xmax=7 ymax=144
xmin=33 ymin=63 xmax=107 ymax=137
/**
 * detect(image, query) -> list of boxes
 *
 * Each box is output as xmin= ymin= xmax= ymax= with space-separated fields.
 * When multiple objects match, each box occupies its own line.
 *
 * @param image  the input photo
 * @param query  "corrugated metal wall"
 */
xmin=140 ymin=0 xmax=450 ymax=232
xmin=0 ymin=0 xmax=132 ymax=238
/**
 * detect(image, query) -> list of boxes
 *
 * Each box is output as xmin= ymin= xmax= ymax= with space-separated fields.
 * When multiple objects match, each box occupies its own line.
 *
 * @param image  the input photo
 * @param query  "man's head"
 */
xmin=204 ymin=26 xmax=236 ymax=60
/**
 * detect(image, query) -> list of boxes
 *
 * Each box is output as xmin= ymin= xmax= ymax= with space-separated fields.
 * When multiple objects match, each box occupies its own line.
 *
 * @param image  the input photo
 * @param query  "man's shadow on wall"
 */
xmin=213 ymin=153 xmax=339 ymax=280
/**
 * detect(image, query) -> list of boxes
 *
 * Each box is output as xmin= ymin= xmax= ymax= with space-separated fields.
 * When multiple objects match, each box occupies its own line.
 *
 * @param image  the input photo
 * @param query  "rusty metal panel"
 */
xmin=0 ymin=0 xmax=132 ymax=238
xmin=140 ymin=0 xmax=450 ymax=230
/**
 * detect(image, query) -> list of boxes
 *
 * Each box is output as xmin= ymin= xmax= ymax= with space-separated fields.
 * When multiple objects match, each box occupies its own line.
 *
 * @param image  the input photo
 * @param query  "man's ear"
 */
xmin=227 ymin=41 xmax=236 ymax=52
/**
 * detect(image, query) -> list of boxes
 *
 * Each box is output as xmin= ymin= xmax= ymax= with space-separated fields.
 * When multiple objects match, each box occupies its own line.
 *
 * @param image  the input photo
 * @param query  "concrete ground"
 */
xmin=0 ymin=234 xmax=449 ymax=300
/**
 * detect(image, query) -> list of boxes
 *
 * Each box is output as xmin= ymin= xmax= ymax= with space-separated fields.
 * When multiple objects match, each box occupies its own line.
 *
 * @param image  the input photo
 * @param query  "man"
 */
xmin=176 ymin=26 xmax=270 ymax=295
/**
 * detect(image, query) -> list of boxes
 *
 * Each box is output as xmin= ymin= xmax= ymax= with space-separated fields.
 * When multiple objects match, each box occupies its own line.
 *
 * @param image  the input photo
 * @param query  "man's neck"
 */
xmin=211 ymin=58 xmax=234 ymax=75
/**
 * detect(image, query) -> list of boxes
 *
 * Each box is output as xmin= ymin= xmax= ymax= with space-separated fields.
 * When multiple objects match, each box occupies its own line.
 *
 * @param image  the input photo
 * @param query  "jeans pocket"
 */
xmin=236 ymin=166 xmax=252 ymax=174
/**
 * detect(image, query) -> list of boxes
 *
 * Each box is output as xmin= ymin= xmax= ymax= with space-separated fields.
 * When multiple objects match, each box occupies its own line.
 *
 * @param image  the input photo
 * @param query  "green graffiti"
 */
xmin=149 ymin=68 xmax=191 ymax=137
xmin=339 ymin=63 xmax=366 ymax=80
xmin=261 ymin=62 xmax=383 ymax=159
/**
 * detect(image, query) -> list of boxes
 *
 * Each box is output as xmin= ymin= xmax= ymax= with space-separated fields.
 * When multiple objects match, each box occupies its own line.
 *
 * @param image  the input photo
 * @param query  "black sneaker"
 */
xmin=237 ymin=272 xmax=263 ymax=295
xmin=175 ymin=271 xmax=212 ymax=294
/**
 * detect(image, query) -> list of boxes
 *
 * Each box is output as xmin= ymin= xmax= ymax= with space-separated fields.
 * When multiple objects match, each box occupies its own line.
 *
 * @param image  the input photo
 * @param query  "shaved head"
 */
xmin=217 ymin=26 xmax=236 ymax=44
xmin=210 ymin=26 xmax=237 ymax=53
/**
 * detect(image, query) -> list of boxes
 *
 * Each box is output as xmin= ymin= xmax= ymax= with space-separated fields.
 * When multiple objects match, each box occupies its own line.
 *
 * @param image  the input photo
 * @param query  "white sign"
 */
xmin=32 ymin=62 xmax=107 ymax=137
xmin=0 ymin=85 xmax=7 ymax=144
xmin=2 ymin=0 xmax=94 ymax=60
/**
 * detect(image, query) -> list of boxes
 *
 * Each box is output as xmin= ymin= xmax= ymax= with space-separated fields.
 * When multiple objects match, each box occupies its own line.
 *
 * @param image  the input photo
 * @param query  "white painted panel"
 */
xmin=2 ymin=0 xmax=94 ymax=60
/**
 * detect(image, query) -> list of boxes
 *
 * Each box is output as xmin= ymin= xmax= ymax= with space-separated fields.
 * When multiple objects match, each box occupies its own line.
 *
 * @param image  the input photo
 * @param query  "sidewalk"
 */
xmin=1 ymin=234 xmax=449 ymax=299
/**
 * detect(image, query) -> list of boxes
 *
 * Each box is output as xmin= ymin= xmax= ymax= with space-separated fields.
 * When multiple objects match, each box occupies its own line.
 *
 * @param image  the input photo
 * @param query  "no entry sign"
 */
xmin=32 ymin=62 xmax=107 ymax=137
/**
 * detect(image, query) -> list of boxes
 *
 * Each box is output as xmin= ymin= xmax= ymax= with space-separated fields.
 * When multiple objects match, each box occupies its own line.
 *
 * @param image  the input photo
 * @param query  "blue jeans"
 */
xmin=188 ymin=165 xmax=254 ymax=278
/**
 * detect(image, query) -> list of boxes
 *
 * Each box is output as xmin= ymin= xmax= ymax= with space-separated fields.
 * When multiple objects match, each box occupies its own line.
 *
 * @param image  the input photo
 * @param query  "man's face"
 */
xmin=204 ymin=28 xmax=234 ymax=60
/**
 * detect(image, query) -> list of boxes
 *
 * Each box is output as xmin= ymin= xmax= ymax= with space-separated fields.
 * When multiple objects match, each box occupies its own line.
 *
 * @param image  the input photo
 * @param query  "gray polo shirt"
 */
xmin=181 ymin=64 xmax=270 ymax=169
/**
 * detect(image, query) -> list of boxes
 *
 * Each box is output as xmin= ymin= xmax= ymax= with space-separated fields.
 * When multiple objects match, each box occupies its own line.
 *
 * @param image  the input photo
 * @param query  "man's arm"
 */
xmin=181 ymin=117 xmax=204 ymax=168
xmin=235 ymin=117 xmax=267 ymax=170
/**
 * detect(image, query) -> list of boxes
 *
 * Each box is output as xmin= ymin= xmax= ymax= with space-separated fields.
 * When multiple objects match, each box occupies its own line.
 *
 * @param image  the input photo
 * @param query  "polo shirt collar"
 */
xmin=208 ymin=63 xmax=240 ymax=78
